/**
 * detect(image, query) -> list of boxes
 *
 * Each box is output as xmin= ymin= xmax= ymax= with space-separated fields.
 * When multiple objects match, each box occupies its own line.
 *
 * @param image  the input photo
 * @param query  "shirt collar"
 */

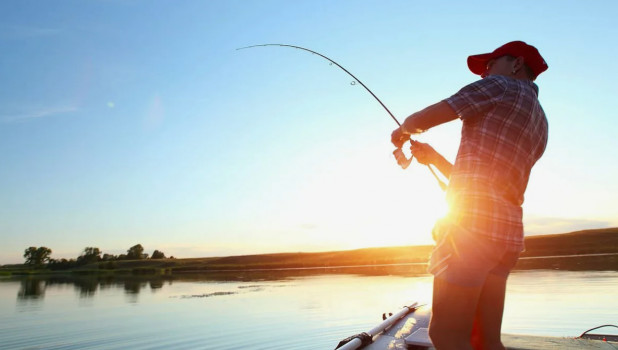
xmin=529 ymin=81 xmax=539 ymax=96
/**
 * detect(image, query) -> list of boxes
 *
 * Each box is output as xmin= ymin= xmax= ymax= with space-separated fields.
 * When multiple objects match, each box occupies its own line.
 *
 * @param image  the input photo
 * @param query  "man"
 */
xmin=391 ymin=41 xmax=549 ymax=350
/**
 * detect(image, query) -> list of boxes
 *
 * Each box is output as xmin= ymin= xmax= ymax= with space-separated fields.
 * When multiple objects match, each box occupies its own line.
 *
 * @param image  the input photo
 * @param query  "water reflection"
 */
xmin=75 ymin=278 xmax=98 ymax=297
xmin=150 ymin=279 xmax=164 ymax=290
xmin=6 ymin=264 xmax=429 ymax=302
xmin=10 ymin=275 xmax=169 ymax=302
xmin=10 ymin=257 xmax=611 ymax=304
xmin=17 ymin=278 xmax=46 ymax=300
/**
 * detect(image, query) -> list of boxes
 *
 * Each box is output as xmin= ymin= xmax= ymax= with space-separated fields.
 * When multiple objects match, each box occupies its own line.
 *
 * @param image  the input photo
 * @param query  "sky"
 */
xmin=1 ymin=0 xmax=617 ymax=264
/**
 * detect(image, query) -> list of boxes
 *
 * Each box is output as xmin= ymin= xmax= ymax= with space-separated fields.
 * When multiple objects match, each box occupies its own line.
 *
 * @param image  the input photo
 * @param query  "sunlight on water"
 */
xmin=504 ymin=270 xmax=618 ymax=337
xmin=0 ymin=269 xmax=616 ymax=349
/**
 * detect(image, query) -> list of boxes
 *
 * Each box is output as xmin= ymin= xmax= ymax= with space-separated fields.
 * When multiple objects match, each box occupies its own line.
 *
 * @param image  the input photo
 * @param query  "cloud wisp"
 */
xmin=1 ymin=106 xmax=79 ymax=123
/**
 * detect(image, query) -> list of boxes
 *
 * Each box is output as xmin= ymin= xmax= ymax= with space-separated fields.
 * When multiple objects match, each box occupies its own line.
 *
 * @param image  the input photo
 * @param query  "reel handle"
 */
xmin=393 ymin=138 xmax=420 ymax=169
xmin=393 ymin=139 xmax=448 ymax=192
xmin=393 ymin=148 xmax=412 ymax=169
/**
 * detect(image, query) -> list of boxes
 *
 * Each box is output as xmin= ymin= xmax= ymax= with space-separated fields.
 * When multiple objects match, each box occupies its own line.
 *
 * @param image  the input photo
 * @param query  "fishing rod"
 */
xmin=335 ymin=302 xmax=421 ymax=350
xmin=236 ymin=43 xmax=447 ymax=191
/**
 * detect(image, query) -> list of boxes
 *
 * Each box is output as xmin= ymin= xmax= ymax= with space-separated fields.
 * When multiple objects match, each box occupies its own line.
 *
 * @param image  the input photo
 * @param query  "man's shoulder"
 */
xmin=456 ymin=75 xmax=509 ymax=95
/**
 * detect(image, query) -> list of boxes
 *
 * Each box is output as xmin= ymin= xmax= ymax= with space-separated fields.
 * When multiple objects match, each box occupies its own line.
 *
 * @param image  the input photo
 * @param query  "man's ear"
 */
xmin=513 ymin=56 xmax=525 ymax=73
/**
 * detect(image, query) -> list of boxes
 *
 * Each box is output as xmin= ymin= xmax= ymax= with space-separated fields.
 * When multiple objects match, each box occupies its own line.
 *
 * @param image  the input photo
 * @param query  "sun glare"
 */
xmin=280 ymin=151 xmax=447 ymax=250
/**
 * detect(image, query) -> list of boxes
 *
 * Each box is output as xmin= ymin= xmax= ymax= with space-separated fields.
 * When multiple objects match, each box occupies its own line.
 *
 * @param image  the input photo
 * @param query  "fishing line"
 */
xmin=236 ymin=43 xmax=447 ymax=191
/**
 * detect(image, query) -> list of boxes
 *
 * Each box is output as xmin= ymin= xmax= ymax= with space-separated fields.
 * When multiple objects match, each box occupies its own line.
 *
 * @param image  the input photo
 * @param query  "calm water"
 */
xmin=1 ymin=268 xmax=617 ymax=349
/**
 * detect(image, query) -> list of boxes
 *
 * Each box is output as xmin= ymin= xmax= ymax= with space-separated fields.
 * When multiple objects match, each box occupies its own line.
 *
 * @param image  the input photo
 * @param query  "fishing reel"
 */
xmin=392 ymin=139 xmax=419 ymax=170
xmin=392 ymin=140 xmax=448 ymax=191
xmin=393 ymin=147 xmax=413 ymax=169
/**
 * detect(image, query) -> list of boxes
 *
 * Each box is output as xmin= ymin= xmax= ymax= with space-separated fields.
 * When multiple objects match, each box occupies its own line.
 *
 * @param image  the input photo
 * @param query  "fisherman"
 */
xmin=391 ymin=41 xmax=549 ymax=350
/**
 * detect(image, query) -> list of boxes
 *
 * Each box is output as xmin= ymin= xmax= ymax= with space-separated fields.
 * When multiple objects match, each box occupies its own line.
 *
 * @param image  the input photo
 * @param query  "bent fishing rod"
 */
xmin=236 ymin=43 xmax=447 ymax=191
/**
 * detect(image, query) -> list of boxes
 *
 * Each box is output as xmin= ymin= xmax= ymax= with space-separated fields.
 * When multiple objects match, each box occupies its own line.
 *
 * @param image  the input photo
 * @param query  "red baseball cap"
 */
xmin=467 ymin=41 xmax=548 ymax=79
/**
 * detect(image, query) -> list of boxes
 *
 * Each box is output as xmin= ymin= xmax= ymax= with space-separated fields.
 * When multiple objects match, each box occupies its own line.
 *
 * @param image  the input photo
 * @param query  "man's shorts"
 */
xmin=427 ymin=220 xmax=520 ymax=287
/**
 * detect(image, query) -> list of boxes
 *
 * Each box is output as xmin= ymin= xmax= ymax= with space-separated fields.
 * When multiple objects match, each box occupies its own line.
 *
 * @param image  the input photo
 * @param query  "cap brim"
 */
xmin=467 ymin=53 xmax=493 ymax=76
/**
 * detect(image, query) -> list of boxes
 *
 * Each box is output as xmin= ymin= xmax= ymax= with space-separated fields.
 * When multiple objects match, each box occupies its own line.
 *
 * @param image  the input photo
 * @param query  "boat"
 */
xmin=335 ymin=303 xmax=618 ymax=350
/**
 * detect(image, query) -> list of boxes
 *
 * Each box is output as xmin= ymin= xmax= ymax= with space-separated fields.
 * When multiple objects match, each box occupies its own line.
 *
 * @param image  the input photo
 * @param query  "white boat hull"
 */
xmin=337 ymin=304 xmax=617 ymax=350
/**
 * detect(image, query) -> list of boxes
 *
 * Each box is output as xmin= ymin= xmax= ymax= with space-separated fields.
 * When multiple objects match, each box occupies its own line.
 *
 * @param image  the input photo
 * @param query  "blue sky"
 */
xmin=1 ymin=1 xmax=617 ymax=264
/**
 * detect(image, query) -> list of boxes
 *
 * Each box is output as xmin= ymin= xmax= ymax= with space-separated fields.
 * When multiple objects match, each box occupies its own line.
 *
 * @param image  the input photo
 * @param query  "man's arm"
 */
xmin=389 ymin=101 xmax=457 ymax=179
xmin=402 ymin=101 xmax=459 ymax=134
xmin=410 ymin=142 xmax=453 ymax=179
xmin=391 ymin=101 xmax=459 ymax=148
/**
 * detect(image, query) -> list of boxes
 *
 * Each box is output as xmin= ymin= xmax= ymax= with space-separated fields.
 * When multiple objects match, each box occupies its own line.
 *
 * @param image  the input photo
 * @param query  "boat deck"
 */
xmin=502 ymin=334 xmax=617 ymax=350
xmin=359 ymin=305 xmax=617 ymax=350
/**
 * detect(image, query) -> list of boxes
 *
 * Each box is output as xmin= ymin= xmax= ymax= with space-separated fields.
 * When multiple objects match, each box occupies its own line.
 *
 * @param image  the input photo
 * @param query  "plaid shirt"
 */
xmin=444 ymin=75 xmax=548 ymax=251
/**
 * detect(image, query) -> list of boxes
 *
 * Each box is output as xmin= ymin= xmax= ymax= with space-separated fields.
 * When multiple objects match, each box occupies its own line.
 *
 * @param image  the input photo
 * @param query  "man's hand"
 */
xmin=410 ymin=142 xmax=439 ymax=165
xmin=391 ymin=126 xmax=409 ymax=149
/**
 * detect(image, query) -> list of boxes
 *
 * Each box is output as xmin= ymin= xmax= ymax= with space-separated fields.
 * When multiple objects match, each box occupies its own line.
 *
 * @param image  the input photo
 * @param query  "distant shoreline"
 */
xmin=1 ymin=227 xmax=616 ymax=275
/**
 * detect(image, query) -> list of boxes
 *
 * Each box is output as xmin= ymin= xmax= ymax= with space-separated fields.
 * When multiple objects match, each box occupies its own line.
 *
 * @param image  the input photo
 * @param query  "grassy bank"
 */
xmin=2 ymin=227 xmax=617 ymax=275
xmin=521 ymin=227 xmax=618 ymax=256
xmin=168 ymin=227 xmax=618 ymax=272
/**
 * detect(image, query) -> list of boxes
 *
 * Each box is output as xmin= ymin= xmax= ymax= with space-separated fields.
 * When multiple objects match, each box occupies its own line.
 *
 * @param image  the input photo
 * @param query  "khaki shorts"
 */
xmin=428 ymin=220 xmax=520 ymax=287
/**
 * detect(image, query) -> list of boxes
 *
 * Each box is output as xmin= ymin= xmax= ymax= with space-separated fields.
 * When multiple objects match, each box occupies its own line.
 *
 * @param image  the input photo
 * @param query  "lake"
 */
xmin=1 ymin=268 xmax=617 ymax=349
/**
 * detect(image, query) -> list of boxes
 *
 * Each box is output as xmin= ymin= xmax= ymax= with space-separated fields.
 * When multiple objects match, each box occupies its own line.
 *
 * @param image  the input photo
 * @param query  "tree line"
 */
xmin=23 ymin=244 xmax=173 ymax=270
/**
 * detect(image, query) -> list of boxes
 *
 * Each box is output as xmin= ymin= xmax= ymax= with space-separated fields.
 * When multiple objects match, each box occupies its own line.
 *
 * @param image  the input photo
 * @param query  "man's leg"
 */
xmin=470 ymin=274 xmax=510 ymax=349
xmin=429 ymin=276 xmax=484 ymax=350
